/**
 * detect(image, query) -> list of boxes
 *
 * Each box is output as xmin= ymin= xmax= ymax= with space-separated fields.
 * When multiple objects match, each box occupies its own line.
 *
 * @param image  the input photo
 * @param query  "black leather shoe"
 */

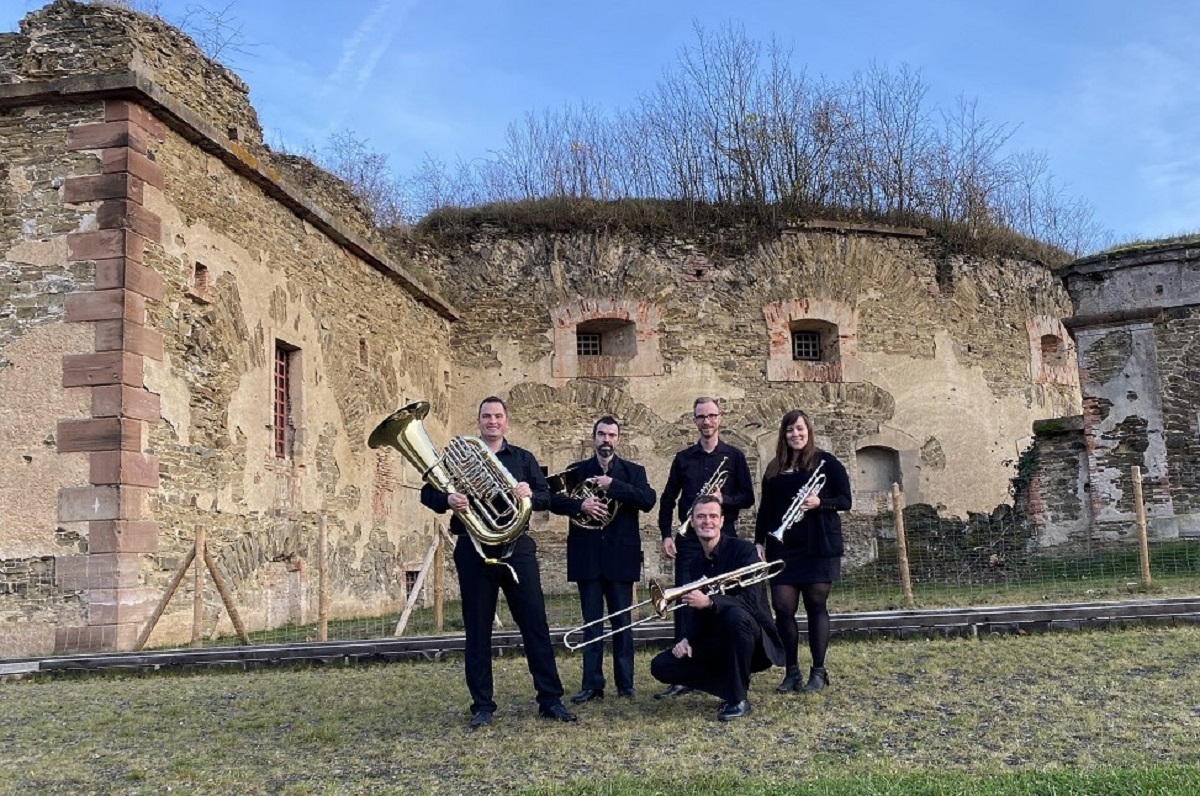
xmin=538 ymin=703 xmax=578 ymax=722
xmin=617 ymin=688 xmax=636 ymax=698
xmin=570 ymin=688 xmax=604 ymax=704
xmin=801 ymin=667 xmax=829 ymax=693
xmin=653 ymin=683 xmax=694 ymax=699
xmin=717 ymin=699 xmax=750 ymax=721
xmin=776 ymin=667 xmax=803 ymax=693
xmin=468 ymin=711 xmax=492 ymax=728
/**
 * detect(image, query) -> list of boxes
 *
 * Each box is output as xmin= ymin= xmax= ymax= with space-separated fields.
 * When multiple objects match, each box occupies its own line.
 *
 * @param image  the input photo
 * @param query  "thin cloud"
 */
xmin=320 ymin=0 xmax=415 ymax=99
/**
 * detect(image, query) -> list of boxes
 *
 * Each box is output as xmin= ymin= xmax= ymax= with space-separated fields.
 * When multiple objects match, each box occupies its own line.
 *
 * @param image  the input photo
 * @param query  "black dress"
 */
xmin=754 ymin=451 xmax=852 ymax=585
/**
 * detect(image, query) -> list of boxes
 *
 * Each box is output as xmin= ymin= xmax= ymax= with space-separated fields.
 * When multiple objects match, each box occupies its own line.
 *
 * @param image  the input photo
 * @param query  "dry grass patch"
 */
xmin=2 ymin=626 xmax=1199 ymax=795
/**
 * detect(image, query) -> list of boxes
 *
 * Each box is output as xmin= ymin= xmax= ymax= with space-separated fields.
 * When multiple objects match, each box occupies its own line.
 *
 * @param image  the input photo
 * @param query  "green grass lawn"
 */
xmin=5 ymin=624 xmax=1199 ymax=795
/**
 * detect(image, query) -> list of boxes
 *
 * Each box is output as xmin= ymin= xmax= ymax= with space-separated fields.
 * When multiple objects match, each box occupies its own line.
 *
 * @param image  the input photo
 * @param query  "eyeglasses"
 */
xmin=694 ymin=413 xmax=722 ymax=422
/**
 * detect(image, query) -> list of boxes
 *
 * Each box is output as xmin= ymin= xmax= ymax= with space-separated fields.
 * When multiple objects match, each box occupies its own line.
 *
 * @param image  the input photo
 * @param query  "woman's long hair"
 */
xmin=763 ymin=409 xmax=819 ymax=479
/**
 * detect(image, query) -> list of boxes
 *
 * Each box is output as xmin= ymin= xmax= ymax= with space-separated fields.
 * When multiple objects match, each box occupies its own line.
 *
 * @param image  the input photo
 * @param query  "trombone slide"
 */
xmin=561 ymin=559 xmax=783 ymax=650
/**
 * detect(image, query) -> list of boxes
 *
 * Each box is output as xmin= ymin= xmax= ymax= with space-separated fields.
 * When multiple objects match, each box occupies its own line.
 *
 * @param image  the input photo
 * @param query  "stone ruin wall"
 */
xmin=0 ymin=1 xmax=459 ymax=655
xmin=0 ymin=98 xmax=102 ymax=654
xmin=138 ymin=111 xmax=457 ymax=646
xmin=425 ymin=229 xmax=1082 ymax=589
xmin=1060 ymin=245 xmax=1200 ymax=542
xmin=0 ymin=0 xmax=1103 ymax=655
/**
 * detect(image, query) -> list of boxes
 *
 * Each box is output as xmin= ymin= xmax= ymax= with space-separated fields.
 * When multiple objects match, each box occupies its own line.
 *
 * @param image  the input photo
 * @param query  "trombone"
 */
xmin=561 ymin=559 xmax=784 ymax=650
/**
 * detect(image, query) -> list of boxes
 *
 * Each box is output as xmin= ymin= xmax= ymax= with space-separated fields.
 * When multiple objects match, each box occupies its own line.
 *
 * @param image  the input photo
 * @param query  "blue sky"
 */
xmin=4 ymin=1 xmax=1199 ymax=245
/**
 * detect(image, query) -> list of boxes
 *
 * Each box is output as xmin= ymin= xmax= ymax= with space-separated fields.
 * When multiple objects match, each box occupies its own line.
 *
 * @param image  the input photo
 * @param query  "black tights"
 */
xmin=771 ymin=582 xmax=832 ymax=670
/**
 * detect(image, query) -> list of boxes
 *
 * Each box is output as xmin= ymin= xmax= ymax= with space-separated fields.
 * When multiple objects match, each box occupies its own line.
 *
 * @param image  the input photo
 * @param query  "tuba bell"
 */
xmin=368 ymin=400 xmax=531 ymax=546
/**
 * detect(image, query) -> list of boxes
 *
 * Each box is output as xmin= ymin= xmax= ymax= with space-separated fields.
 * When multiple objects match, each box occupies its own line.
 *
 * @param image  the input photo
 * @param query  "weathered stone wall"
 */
xmin=1063 ymin=243 xmax=1200 ymax=540
xmin=137 ymin=121 xmax=456 ymax=644
xmin=8 ymin=1 xmax=262 ymax=151
xmin=0 ymin=1 xmax=459 ymax=655
xmin=1158 ymin=306 xmax=1200 ymax=518
xmin=1014 ymin=416 xmax=1090 ymax=547
xmin=0 ymin=97 xmax=103 ymax=652
xmin=426 ymin=227 xmax=1081 ymax=582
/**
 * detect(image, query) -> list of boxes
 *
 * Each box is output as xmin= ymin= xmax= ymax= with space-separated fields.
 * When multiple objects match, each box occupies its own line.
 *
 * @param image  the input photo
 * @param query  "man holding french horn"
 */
xmin=655 ymin=397 xmax=755 ymax=698
xmin=551 ymin=416 xmax=656 ymax=704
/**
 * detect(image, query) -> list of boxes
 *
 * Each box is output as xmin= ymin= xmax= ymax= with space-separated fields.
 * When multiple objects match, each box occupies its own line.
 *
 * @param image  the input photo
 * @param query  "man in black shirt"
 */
xmin=552 ymin=415 xmax=657 ymax=703
xmin=655 ymin=397 xmax=754 ymax=697
xmin=419 ymin=396 xmax=577 ymax=728
xmin=649 ymin=495 xmax=783 ymax=721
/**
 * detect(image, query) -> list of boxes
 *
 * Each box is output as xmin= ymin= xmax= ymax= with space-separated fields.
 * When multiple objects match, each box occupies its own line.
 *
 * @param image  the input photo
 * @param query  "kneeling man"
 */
xmin=650 ymin=495 xmax=783 ymax=721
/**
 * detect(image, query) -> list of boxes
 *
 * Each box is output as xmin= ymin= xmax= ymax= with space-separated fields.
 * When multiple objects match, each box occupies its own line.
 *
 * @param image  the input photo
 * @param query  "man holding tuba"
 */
xmin=654 ymin=397 xmax=755 ymax=698
xmin=418 ymin=396 xmax=577 ymax=728
xmin=551 ymin=415 xmax=656 ymax=704
xmin=649 ymin=495 xmax=784 ymax=721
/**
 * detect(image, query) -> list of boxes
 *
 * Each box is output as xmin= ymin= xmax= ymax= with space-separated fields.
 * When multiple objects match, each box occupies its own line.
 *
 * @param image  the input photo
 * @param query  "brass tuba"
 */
xmin=547 ymin=465 xmax=620 ymax=530
xmin=368 ymin=400 xmax=531 ymax=546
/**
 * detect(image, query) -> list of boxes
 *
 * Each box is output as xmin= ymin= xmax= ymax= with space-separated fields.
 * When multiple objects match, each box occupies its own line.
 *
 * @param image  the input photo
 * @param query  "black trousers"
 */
xmin=650 ymin=602 xmax=762 ymax=704
xmin=454 ymin=534 xmax=564 ymax=714
xmin=575 ymin=578 xmax=634 ymax=692
xmin=670 ymin=533 xmax=702 ymax=640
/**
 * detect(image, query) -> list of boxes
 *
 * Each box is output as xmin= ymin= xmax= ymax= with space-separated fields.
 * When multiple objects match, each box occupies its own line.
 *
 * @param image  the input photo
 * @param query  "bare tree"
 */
xmin=319 ymin=129 xmax=407 ymax=226
xmin=395 ymin=21 xmax=1107 ymax=255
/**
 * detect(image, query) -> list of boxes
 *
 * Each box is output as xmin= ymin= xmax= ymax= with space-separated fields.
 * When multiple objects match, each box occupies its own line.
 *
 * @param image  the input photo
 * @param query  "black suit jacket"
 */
xmin=682 ymin=536 xmax=785 ymax=669
xmin=552 ymin=455 xmax=656 ymax=583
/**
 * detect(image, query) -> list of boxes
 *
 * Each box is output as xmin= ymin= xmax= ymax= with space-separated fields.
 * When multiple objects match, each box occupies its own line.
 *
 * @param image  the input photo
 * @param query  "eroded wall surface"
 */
xmin=0 ymin=98 xmax=102 ymax=654
xmin=0 ymin=1 xmax=457 ymax=654
xmin=424 ymin=229 xmax=1081 ymax=585
xmin=1064 ymin=245 xmax=1200 ymax=540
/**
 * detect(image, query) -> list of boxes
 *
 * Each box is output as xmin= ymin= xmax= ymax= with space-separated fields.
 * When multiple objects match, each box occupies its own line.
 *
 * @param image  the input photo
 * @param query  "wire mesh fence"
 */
xmin=175 ymin=464 xmax=1200 ymax=651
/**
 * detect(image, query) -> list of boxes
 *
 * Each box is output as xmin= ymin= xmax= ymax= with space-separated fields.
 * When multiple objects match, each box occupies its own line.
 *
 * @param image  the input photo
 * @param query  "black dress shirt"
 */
xmin=657 ymin=440 xmax=754 ymax=538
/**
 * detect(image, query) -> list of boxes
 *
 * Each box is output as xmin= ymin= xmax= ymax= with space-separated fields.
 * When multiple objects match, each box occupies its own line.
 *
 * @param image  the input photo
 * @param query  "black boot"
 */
xmin=776 ymin=665 xmax=802 ymax=693
xmin=801 ymin=666 xmax=828 ymax=693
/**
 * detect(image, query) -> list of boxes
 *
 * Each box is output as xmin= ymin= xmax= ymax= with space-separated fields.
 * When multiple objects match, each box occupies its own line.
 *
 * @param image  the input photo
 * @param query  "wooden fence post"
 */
xmin=433 ymin=528 xmax=444 ymax=632
xmin=394 ymin=531 xmax=442 ymax=636
xmin=135 ymin=545 xmax=196 ymax=650
xmin=1132 ymin=466 xmax=1152 ymax=586
xmin=318 ymin=514 xmax=329 ymax=642
xmin=191 ymin=524 xmax=206 ymax=648
xmin=893 ymin=483 xmax=914 ymax=608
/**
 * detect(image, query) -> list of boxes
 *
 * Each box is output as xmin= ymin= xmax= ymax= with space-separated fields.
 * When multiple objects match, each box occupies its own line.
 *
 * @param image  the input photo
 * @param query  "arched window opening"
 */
xmin=857 ymin=445 xmax=901 ymax=492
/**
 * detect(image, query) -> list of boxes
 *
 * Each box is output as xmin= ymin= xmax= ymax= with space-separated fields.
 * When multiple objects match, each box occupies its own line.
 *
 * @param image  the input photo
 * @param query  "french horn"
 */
xmin=547 ymin=465 xmax=620 ymax=530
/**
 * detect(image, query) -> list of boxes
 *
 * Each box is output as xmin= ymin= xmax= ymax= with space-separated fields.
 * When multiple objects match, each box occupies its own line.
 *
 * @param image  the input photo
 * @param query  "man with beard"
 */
xmin=654 ymin=397 xmax=755 ymax=698
xmin=552 ymin=415 xmax=656 ymax=703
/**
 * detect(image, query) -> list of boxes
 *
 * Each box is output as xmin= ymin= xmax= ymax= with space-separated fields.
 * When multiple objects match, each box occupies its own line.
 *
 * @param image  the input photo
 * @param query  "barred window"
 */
xmin=791 ymin=330 xmax=822 ymax=361
xmin=577 ymin=332 xmax=602 ymax=356
xmin=273 ymin=341 xmax=299 ymax=458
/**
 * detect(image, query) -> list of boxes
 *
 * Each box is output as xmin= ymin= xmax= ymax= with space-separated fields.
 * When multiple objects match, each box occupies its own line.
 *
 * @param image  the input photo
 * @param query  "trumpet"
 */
xmin=561 ymin=559 xmax=783 ymax=650
xmin=677 ymin=456 xmax=729 ymax=535
xmin=769 ymin=460 xmax=826 ymax=542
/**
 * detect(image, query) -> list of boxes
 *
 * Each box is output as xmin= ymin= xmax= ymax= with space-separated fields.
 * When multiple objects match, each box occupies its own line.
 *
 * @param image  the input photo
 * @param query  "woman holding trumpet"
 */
xmin=754 ymin=409 xmax=852 ymax=694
